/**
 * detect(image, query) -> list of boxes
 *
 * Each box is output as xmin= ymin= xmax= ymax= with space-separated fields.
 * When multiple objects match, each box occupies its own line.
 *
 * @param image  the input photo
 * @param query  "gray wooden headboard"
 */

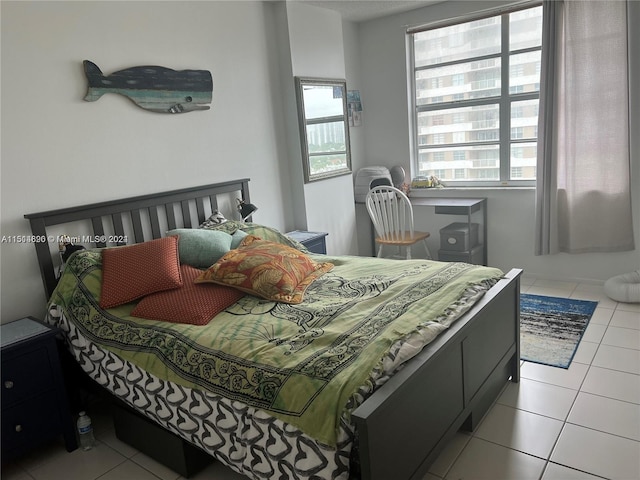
xmin=24 ymin=179 xmax=250 ymax=299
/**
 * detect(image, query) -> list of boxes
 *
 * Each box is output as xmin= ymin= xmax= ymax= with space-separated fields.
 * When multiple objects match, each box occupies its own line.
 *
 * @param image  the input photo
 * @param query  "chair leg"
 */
xmin=423 ymin=239 xmax=432 ymax=260
xmin=377 ymin=244 xmax=384 ymax=258
xmin=406 ymin=245 xmax=412 ymax=260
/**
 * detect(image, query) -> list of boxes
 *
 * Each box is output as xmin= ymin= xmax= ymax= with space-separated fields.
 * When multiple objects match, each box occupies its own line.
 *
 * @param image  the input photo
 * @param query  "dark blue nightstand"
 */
xmin=286 ymin=230 xmax=328 ymax=254
xmin=1 ymin=317 xmax=78 ymax=458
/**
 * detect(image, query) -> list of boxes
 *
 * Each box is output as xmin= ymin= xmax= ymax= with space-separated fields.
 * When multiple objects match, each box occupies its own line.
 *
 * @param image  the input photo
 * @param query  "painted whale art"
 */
xmin=83 ymin=60 xmax=212 ymax=113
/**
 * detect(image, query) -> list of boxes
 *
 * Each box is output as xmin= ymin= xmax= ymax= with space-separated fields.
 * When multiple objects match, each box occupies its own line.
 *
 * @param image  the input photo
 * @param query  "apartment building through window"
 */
xmin=408 ymin=4 xmax=542 ymax=186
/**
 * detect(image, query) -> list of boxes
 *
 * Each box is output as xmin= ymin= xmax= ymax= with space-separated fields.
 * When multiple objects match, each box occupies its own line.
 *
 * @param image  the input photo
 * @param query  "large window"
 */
xmin=409 ymin=5 xmax=542 ymax=186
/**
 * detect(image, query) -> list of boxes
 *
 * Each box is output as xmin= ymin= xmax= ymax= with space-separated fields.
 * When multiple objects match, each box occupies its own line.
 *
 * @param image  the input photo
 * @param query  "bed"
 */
xmin=25 ymin=178 xmax=522 ymax=480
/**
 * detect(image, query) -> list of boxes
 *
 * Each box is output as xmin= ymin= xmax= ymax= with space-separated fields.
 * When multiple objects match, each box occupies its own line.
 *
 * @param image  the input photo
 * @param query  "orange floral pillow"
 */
xmin=195 ymin=235 xmax=333 ymax=304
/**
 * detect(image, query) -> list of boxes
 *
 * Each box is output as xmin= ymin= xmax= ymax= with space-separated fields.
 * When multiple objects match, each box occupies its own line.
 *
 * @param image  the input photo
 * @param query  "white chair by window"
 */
xmin=365 ymin=185 xmax=432 ymax=260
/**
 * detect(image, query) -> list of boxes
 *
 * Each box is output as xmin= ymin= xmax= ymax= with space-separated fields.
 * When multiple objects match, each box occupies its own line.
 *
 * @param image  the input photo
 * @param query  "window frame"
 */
xmin=407 ymin=2 xmax=542 ymax=188
xmin=294 ymin=77 xmax=352 ymax=183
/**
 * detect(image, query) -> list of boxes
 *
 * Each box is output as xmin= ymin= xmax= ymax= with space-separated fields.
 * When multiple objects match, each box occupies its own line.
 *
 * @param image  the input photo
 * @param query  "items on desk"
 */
xmin=411 ymin=175 xmax=445 ymax=189
xmin=354 ymin=166 xmax=392 ymax=203
xmin=355 ymin=165 xmax=411 ymax=203
xmin=389 ymin=165 xmax=406 ymax=188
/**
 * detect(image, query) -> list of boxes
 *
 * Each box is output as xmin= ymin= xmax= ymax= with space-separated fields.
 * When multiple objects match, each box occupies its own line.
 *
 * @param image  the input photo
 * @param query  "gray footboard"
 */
xmin=352 ymin=268 xmax=522 ymax=480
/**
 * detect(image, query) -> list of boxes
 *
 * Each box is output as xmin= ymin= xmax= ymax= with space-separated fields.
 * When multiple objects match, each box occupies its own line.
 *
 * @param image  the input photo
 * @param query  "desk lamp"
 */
xmin=237 ymin=199 xmax=258 ymax=222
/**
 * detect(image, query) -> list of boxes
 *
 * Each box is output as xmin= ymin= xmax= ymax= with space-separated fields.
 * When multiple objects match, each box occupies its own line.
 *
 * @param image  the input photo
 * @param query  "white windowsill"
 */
xmin=408 ymin=186 xmax=535 ymax=197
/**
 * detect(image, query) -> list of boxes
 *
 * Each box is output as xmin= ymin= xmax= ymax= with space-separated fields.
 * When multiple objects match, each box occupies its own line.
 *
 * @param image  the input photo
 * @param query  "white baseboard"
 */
xmin=521 ymin=272 xmax=605 ymax=286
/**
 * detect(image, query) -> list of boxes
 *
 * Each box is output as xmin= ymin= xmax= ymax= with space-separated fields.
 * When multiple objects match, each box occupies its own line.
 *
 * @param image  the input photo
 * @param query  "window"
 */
xmin=294 ymin=77 xmax=352 ymax=183
xmin=452 ymin=73 xmax=465 ymax=86
xmin=409 ymin=4 xmax=542 ymax=186
xmin=431 ymin=77 xmax=444 ymax=89
xmin=432 ymin=133 xmax=446 ymax=144
xmin=453 ymin=150 xmax=466 ymax=161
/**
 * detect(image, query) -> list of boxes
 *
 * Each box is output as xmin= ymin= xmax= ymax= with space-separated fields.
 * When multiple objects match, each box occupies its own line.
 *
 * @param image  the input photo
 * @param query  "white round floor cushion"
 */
xmin=604 ymin=270 xmax=640 ymax=303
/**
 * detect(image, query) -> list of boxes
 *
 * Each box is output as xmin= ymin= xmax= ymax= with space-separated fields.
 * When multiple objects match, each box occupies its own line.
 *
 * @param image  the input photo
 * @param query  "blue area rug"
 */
xmin=520 ymin=294 xmax=598 ymax=369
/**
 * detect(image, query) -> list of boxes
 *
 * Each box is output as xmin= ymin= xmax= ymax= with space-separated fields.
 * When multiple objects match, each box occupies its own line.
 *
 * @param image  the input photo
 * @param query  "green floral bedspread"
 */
xmin=51 ymin=250 xmax=502 ymax=447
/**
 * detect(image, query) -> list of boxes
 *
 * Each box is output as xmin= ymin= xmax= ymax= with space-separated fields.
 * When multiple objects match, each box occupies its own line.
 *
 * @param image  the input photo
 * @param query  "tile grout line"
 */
xmin=543 ymin=285 xmax=603 ymax=477
xmin=514 ymin=284 xmax=614 ymax=480
xmin=440 ymin=283 xmax=606 ymax=480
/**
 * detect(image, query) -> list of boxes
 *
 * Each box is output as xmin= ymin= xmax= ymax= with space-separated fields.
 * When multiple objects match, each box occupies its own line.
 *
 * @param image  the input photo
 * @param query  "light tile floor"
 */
xmin=2 ymin=278 xmax=639 ymax=480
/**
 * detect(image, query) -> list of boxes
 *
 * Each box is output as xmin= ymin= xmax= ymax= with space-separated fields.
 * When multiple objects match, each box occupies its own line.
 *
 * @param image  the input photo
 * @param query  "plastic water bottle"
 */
xmin=77 ymin=411 xmax=95 ymax=450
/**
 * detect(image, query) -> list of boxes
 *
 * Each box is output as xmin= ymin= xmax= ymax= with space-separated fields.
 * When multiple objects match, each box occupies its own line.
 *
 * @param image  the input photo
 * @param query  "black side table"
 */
xmin=1 ymin=317 xmax=77 ymax=458
xmin=286 ymin=230 xmax=329 ymax=254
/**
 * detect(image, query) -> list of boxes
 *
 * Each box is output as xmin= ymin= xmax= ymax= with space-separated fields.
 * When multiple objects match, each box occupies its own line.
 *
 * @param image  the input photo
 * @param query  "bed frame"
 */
xmin=25 ymin=178 xmax=521 ymax=480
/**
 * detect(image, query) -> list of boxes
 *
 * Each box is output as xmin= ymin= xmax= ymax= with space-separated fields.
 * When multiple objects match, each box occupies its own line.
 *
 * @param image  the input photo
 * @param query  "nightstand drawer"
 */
xmin=1 ymin=317 xmax=78 ymax=457
xmin=2 ymin=391 xmax=63 ymax=456
xmin=286 ymin=231 xmax=328 ymax=254
xmin=302 ymin=237 xmax=327 ymax=254
xmin=2 ymin=346 xmax=54 ymax=407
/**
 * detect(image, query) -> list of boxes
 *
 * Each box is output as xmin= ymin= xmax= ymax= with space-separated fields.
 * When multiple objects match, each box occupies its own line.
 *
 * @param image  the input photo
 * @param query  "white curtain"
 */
xmin=535 ymin=0 xmax=635 ymax=255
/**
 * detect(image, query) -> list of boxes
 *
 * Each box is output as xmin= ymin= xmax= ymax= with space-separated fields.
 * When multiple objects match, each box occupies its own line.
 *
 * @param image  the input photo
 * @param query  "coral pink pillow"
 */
xmin=131 ymin=265 xmax=244 ymax=325
xmin=100 ymin=236 xmax=183 ymax=309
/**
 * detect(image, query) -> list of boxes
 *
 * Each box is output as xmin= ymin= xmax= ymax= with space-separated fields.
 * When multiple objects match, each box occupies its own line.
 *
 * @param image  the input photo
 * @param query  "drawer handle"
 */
xmin=15 ymin=424 xmax=22 ymax=433
xmin=4 ymin=380 xmax=14 ymax=389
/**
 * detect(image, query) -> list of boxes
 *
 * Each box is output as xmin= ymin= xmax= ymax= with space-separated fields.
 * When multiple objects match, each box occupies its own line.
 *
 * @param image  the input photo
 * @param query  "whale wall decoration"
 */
xmin=83 ymin=60 xmax=213 ymax=114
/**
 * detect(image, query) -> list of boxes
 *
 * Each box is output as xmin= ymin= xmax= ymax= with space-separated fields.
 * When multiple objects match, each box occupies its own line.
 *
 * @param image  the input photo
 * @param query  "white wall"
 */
xmin=354 ymin=0 xmax=640 ymax=283
xmin=285 ymin=2 xmax=359 ymax=256
xmin=3 ymin=0 xmax=637 ymax=324
xmin=341 ymin=19 xmax=375 ymax=257
xmin=0 ymin=0 xmax=356 ymax=322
